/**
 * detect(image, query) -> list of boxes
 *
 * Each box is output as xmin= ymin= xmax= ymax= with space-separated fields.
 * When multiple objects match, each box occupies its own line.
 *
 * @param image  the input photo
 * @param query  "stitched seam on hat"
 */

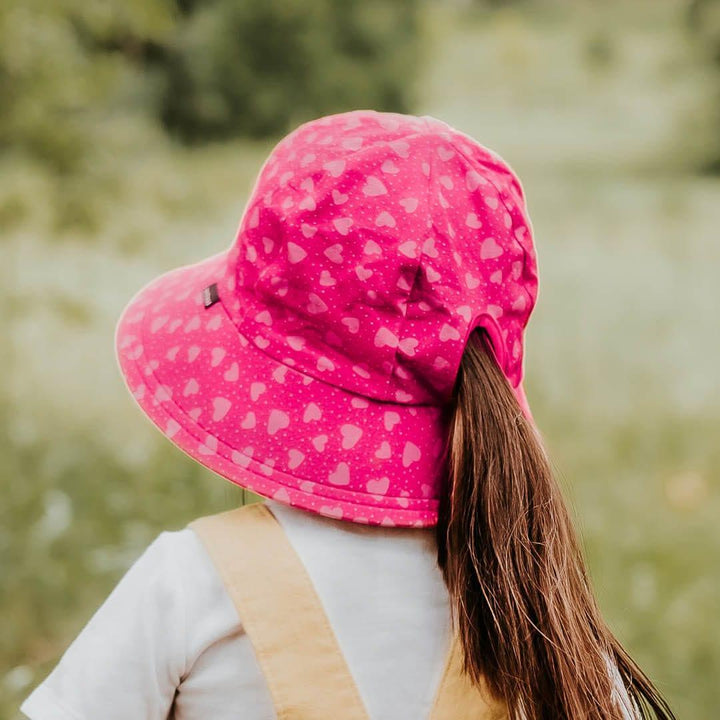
xmin=384 ymin=135 xmax=437 ymax=402
xmin=127 ymin=320 xmax=437 ymax=513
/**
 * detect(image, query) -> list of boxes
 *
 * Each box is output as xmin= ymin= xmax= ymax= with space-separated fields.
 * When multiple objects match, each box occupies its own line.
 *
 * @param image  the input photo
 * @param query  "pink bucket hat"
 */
xmin=115 ymin=109 xmax=539 ymax=528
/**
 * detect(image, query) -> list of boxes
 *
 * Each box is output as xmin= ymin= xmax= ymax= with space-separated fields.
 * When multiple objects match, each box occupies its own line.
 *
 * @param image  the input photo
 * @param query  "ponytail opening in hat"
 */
xmin=435 ymin=328 xmax=676 ymax=719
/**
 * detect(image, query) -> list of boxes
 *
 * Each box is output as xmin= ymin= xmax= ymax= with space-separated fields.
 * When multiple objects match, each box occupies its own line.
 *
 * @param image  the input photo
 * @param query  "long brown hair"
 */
xmin=436 ymin=327 xmax=675 ymax=719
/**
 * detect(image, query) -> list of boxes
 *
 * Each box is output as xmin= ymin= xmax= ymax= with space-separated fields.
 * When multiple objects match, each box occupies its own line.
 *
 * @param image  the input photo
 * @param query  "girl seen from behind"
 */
xmin=21 ymin=109 xmax=675 ymax=720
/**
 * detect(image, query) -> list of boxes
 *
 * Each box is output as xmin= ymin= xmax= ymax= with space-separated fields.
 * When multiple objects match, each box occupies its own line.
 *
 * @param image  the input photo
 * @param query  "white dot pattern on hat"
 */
xmin=115 ymin=110 xmax=539 ymax=528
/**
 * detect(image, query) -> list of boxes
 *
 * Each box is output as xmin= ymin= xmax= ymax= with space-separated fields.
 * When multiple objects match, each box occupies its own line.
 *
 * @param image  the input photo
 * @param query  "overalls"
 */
xmin=189 ymin=503 xmax=508 ymax=720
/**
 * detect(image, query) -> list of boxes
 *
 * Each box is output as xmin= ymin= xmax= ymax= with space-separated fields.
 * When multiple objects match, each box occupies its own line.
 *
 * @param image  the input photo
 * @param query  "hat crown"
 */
xmin=220 ymin=110 xmax=538 ymax=405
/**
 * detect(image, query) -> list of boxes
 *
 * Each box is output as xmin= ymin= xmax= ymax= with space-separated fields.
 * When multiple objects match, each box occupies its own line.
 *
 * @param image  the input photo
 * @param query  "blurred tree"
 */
xmin=0 ymin=0 xmax=424 ymax=166
xmin=687 ymin=0 xmax=720 ymax=172
xmin=158 ymin=0 xmax=424 ymax=142
xmin=0 ymin=0 xmax=176 ymax=173
xmin=688 ymin=0 xmax=720 ymax=64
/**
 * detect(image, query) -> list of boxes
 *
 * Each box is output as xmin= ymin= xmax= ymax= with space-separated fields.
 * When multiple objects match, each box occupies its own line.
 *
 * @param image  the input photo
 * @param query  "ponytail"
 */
xmin=436 ymin=328 xmax=675 ymax=720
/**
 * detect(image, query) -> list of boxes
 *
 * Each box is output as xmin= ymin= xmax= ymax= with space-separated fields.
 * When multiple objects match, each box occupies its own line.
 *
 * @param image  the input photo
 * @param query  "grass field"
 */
xmin=2 ymin=3 xmax=718 ymax=718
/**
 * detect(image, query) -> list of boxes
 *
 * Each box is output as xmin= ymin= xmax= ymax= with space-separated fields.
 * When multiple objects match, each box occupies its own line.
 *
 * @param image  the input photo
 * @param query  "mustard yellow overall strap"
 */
xmin=429 ymin=634 xmax=508 ymax=720
xmin=188 ymin=502 xmax=370 ymax=720
xmin=188 ymin=501 xmax=508 ymax=720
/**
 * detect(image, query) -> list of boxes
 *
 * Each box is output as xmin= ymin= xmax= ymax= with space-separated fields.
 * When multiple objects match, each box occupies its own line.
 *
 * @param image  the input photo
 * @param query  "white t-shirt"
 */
xmin=20 ymin=499 xmax=454 ymax=720
xmin=20 ymin=498 xmax=638 ymax=720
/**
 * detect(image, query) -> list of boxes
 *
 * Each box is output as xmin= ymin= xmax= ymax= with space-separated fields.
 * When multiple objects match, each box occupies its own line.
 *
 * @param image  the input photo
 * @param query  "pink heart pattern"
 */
xmin=115 ymin=109 xmax=538 ymax=528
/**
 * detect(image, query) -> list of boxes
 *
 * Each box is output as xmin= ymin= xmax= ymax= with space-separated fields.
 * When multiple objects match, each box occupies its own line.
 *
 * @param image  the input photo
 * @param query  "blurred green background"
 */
xmin=2 ymin=0 xmax=719 ymax=718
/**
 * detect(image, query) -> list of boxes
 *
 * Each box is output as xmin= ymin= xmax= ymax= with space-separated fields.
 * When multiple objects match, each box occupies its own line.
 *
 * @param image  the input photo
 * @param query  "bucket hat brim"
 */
xmin=115 ymin=250 xmax=457 ymax=528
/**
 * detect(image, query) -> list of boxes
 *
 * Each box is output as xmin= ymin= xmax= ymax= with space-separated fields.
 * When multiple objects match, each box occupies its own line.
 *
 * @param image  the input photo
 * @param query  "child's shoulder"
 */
xmin=136 ymin=524 xmax=205 ymax=579
xmin=118 ymin=518 xmax=241 ymax=620
xmin=154 ymin=523 xmax=201 ymax=552
xmin=110 ymin=524 xmax=216 ymax=609
xmin=151 ymin=521 xmax=230 ymax=595
xmin=126 ymin=521 xmax=243 ymax=655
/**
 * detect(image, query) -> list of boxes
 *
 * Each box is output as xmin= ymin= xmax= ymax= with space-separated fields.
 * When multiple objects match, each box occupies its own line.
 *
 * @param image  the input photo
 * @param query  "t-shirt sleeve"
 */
xmin=19 ymin=530 xmax=188 ymax=720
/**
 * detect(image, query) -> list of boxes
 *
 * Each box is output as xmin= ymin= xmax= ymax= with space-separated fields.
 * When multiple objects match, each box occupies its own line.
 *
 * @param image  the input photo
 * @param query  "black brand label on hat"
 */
xmin=203 ymin=283 xmax=220 ymax=308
